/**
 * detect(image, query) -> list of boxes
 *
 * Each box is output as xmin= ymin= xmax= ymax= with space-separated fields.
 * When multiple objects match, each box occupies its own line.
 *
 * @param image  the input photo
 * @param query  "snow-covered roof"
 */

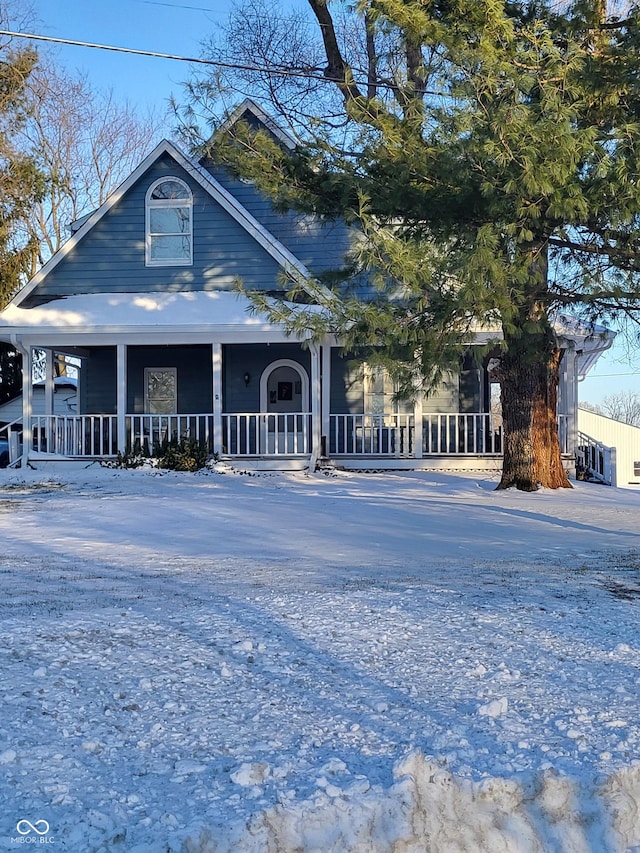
xmin=554 ymin=314 xmax=616 ymax=379
xmin=0 ymin=291 xmax=294 ymax=336
xmin=0 ymin=291 xmax=616 ymax=379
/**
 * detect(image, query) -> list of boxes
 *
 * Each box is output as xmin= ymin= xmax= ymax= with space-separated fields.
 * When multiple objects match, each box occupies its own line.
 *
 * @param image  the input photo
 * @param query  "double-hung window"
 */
xmin=146 ymin=178 xmax=192 ymax=266
xmin=364 ymin=365 xmax=398 ymax=419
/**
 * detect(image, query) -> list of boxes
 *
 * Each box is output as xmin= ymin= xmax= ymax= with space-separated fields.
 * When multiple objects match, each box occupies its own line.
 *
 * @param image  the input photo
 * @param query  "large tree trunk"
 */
xmin=497 ymin=322 xmax=571 ymax=491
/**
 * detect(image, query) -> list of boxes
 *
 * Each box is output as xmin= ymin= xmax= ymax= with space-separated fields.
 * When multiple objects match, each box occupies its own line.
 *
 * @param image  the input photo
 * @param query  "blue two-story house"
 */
xmin=0 ymin=100 xmax=613 ymax=471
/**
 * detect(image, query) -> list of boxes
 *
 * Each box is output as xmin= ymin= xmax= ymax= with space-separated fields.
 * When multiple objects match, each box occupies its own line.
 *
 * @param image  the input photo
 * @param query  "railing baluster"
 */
xmin=324 ymin=412 xmax=519 ymax=458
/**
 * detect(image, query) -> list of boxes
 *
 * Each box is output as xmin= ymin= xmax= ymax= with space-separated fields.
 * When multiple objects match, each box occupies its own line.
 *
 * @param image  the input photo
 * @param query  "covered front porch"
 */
xmin=0 ymin=292 xmax=584 ymax=472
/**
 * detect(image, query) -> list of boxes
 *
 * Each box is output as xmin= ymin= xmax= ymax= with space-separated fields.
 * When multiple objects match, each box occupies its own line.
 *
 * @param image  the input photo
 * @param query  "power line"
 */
xmin=0 ymin=29 xmax=332 ymax=84
xmin=585 ymin=372 xmax=639 ymax=378
xmin=0 ymin=28 xmax=444 ymax=99
xmin=139 ymin=0 xmax=218 ymax=10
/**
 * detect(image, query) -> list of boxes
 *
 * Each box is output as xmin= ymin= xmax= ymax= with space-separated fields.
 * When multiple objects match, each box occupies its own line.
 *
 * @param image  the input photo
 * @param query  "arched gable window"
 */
xmin=145 ymin=177 xmax=192 ymax=266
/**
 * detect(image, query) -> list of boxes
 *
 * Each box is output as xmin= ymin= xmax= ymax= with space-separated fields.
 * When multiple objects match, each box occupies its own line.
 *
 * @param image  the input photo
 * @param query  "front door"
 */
xmin=260 ymin=360 xmax=309 ymax=454
xmin=266 ymin=364 xmax=303 ymax=413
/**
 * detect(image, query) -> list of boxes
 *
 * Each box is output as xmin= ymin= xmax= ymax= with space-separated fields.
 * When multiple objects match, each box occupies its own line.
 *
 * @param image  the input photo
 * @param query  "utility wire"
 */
xmin=585 ymin=372 xmax=639 ymax=377
xmin=0 ymin=29 xmax=337 ymax=84
xmin=0 ymin=28 xmax=440 ymax=97
xmin=139 ymin=1 xmax=218 ymax=10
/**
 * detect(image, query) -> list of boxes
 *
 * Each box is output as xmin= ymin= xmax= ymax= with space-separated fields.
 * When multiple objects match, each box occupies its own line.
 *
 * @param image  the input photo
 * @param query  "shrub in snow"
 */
xmin=113 ymin=439 xmax=150 ymax=469
xmin=113 ymin=436 xmax=212 ymax=471
xmin=154 ymin=436 xmax=210 ymax=472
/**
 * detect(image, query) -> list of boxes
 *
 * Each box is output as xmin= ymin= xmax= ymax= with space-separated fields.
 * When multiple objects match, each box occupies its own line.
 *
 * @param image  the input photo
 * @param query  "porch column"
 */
xmin=310 ymin=342 xmax=322 ymax=466
xmin=413 ymin=386 xmax=424 ymax=458
xmin=117 ymin=344 xmax=127 ymax=453
xmin=20 ymin=343 xmax=32 ymax=466
xmin=321 ymin=341 xmax=331 ymax=458
xmin=44 ymin=348 xmax=54 ymax=454
xmin=564 ymin=343 xmax=578 ymax=458
xmin=44 ymin=349 xmax=54 ymax=414
xmin=212 ymin=343 xmax=223 ymax=455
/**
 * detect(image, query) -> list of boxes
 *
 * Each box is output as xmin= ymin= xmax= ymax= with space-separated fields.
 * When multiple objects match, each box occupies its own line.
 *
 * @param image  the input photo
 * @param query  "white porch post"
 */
xmin=44 ymin=349 xmax=54 ymax=413
xmin=565 ymin=343 xmax=578 ymax=458
xmin=321 ymin=341 xmax=331 ymax=458
xmin=212 ymin=343 xmax=223 ymax=455
xmin=310 ymin=342 xmax=322 ymax=465
xmin=413 ymin=386 xmax=424 ymax=458
xmin=117 ymin=344 xmax=127 ymax=453
xmin=44 ymin=349 xmax=54 ymax=452
xmin=21 ymin=344 xmax=32 ymax=465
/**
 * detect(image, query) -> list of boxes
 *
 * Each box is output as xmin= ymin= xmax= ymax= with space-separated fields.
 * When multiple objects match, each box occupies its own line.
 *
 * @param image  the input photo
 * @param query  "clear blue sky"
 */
xmin=25 ymin=2 xmax=640 ymax=401
xmin=33 ymin=0 xmax=232 ymax=115
xmin=579 ymin=335 xmax=639 ymax=404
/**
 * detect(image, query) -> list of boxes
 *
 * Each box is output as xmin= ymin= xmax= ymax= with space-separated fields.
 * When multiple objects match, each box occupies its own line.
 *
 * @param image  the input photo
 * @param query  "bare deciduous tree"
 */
xmin=601 ymin=392 xmax=640 ymax=426
xmin=18 ymin=63 xmax=163 ymax=268
xmin=581 ymin=392 xmax=640 ymax=425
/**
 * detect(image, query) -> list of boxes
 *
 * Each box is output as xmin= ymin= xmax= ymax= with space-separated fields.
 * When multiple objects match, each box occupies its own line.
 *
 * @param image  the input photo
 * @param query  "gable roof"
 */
xmin=12 ymin=138 xmax=315 ymax=308
xmin=216 ymin=98 xmax=297 ymax=150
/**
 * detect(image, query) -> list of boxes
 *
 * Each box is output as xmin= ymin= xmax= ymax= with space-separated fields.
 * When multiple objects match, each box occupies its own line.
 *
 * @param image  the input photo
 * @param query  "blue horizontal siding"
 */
xmin=223 ymin=343 xmax=311 ymax=413
xmin=204 ymin=165 xmax=353 ymax=275
xmin=329 ymin=349 xmax=471 ymax=414
xmin=26 ymin=154 xmax=287 ymax=305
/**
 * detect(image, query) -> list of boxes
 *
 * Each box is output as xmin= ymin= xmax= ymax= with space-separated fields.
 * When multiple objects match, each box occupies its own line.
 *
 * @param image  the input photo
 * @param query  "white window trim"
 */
xmin=145 ymin=177 xmax=193 ymax=267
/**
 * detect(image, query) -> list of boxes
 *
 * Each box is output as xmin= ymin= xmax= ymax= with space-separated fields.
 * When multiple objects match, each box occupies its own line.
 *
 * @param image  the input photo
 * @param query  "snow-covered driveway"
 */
xmin=0 ymin=466 xmax=639 ymax=852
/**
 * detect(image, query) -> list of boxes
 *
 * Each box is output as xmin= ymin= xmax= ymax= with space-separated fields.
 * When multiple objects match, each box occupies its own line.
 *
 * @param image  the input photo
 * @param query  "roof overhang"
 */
xmin=554 ymin=314 xmax=617 ymax=379
xmin=0 ymin=291 xmax=314 ymax=348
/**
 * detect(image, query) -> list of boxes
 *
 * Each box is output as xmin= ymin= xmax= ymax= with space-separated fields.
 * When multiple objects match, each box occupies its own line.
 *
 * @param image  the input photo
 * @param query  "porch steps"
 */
xmin=576 ymin=432 xmax=614 ymax=486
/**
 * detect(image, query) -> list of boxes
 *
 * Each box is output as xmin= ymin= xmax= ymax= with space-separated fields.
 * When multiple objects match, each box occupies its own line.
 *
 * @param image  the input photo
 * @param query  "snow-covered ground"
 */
xmin=0 ymin=464 xmax=639 ymax=852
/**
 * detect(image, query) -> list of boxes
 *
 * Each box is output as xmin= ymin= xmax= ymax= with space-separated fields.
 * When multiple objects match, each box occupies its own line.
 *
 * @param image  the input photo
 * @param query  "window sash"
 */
xmin=146 ymin=177 xmax=193 ymax=266
xmin=149 ymin=235 xmax=191 ymax=262
xmin=149 ymin=206 xmax=191 ymax=235
xmin=144 ymin=367 xmax=177 ymax=415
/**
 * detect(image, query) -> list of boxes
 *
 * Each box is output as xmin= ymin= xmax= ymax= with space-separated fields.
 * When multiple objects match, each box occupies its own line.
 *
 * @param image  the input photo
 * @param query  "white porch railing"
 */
xmin=126 ymin=414 xmax=214 ymax=454
xmin=25 ymin=414 xmax=214 ymax=458
xmin=330 ymin=412 xmax=568 ymax=457
xmin=30 ymin=415 xmax=119 ymax=457
xmin=222 ymin=413 xmax=311 ymax=456
xmin=422 ymin=413 xmax=502 ymax=455
xmin=576 ymin=431 xmax=615 ymax=485
xmin=2 ymin=410 xmax=572 ymax=463
xmin=330 ymin=414 xmax=414 ymax=456
xmin=0 ymin=417 xmax=24 ymax=466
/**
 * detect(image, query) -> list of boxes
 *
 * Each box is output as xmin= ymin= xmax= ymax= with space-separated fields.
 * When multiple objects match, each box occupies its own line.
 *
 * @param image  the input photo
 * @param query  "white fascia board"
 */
xmin=11 ymin=326 xmax=309 ymax=348
xmin=12 ymin=138 xmax=316 ymax=308
xmin=217 ymin=99 xmax=297 ymax=150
